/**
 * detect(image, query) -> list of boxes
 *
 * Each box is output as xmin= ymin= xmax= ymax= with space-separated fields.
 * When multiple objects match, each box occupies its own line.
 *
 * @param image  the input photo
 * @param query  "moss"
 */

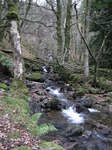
xmin=53 ymin=63 xmax=74 ymax=83
xmin=39 ymin=141 xmax=64 ymax=150
xmin=10 ymin=130 xmax=19 ymax=139
xmin=26 ymin=72 xmax=44 ymax=82
xmin=0 ymin=83 xmax=8 ymax=90
xmin=32 ymin=65 xmax=41 ymax=72
xmin=10 ymin=79 xmax=28 ymax=96
xmin=6 ymin=1 xmax=19 ymax=20
xmin=2 ymin=96 xmax=56 ymax=138
xmin=76 ymin=87 xmax=89 ymax=97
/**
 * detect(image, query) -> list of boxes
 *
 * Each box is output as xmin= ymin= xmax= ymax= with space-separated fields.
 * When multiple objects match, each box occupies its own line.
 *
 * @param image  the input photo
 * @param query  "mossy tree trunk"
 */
xmin=7 ymin=0 xmax=28 ymax=95
xmin=64 ymin=0 xmax=72 ymax=61
xmin=0 ymin=0 xmax=3 ymax=43
xmin=56 ymin=0 xmax=63 ymax=55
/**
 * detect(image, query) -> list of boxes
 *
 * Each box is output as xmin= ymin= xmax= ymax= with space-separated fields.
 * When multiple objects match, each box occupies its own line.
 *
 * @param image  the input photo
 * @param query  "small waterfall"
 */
xmin=42 ymin=66 xmax=48 ymax=72
xmin=62 ymin=107 xmax=84 ymax=124
xmin=46 ymin=86 xmax=101 ymax=124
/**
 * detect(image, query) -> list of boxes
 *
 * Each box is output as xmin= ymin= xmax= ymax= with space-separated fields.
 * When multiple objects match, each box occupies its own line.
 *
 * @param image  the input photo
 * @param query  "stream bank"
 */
xmin=1 ymin=63 xmax=112 ymax=150
xmin=26 ymin=67 xmax=112 ymax=150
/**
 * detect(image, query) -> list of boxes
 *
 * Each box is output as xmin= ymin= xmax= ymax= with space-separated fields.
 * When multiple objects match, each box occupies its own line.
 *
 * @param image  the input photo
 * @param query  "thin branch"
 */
xmin=97 ymin=29 xmax=112 ymax=59
xmin=20 ymin=18 xmax=56 ymax=28
xmin=74 ymin=3 xmax=97 ymax=63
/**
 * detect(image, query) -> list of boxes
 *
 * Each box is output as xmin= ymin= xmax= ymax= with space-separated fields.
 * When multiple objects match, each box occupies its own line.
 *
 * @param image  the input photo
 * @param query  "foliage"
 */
xmin=38 ymin=123 xmax=57 ymax=136
xmin=39 ymin=141 xmax=64 ymax=150
xmin=10 ymin=79 xmax=28 ymax=97
xmin=76 ymin=87 xmax=89 ymax=97
xmin=6 ymin=1 xmax=19 ymax=20
xmin=0 ymin=83 xmax=8 ymax=90
xmin=90 ymin=0 xmax=112 ymax=68
xmin=2 ymin=96 xmax=57 ymax=137
xmin=0 ymin=55 xmax=13 ymax=68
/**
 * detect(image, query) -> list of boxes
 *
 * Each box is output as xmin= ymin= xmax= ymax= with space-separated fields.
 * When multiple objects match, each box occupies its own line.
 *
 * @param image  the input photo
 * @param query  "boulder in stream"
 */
xmin=66 ymin=125 xmax=84 ymax=138
xmin=76 ymin=103 xmax=89 ymax=114
xmin=26 ymin=72 xmax=44 ymax=82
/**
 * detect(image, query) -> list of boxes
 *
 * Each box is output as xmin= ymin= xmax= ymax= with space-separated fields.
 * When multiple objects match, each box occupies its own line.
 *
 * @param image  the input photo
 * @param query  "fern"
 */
xmin=31 ymin=113 xmax=42 ymax=124
xmin=38 ymin=123 xmax=57 ymax=136
xmin=31 ymin=113 xmax=57 ymax=136
xmin=0 ymin=55 xmax=13 ymax=68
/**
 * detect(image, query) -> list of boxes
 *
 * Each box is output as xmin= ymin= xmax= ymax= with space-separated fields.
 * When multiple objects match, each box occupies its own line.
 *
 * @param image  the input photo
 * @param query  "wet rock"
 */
xmin=29 ymin=101 xmax=40 ymax=115
xmin=49 ymin=98 xmax=60 ymax=110
xmin=66 ymin=125 xmax=84 ymax=138
xmin=82 ymin=130 xmax=92 ymax=138
xmin=64 ymin=142 xmax=78 ymax=150
xmin=81 ymin=96 xmax=95 ymax=108
xmin=76 ymin=103 xmax=89 ymax=114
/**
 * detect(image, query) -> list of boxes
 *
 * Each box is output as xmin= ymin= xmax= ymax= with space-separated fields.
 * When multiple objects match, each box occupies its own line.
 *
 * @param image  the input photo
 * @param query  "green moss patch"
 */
xmin=26 ymin=72 xmax=44 ymax=82
xmin=1 ymin=96 xmax=57 ymax=136
xmin=76 ymin=87 xmax=89 ymax=97
xmin=10 ymin=79 xmax=28 ymax=96
xmin=39 ymin=141 xmax=64 ymax=150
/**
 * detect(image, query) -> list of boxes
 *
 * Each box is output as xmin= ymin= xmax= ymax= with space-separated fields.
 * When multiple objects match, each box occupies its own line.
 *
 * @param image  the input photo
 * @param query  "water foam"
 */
xmin=62 ymin=107 xmax=84 ymax=124
xmin=88 ymin=108 xmax=100 ymax=113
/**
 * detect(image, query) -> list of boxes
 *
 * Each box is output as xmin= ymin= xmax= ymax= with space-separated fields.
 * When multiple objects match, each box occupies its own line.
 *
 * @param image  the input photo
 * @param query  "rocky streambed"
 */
xmin=26 ymin=68 xmax=112 ymax=150
xmin=1 ymin=67 xmax=112 ymax=150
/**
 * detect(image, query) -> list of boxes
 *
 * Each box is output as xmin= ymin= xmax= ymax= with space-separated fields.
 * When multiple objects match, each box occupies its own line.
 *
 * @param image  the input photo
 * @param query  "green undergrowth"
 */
xmin=1 ymin=96 xmax=57 ymax=136
xmin=39 ymin=141 xmax=64 ymax=150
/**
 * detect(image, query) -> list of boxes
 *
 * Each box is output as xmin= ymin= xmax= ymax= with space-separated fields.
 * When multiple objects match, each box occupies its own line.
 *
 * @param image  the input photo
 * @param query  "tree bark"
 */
xmin=7 ymin=0 xmax=28 ymax=95
xmin=64 ymin=0 xmax=72 ymax=61
xmin=56 ymin=0 xmax=63 ymax=54
xmin=84 ymin=0 xmax=90 ymax=82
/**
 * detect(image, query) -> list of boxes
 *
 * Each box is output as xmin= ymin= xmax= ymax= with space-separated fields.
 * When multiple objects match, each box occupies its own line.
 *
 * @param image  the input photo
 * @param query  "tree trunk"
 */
xmin=0 ymin=0 xmax=2 ymax=43
xmin=64 ymin=0 xmax=72 ymax=61
xmin=56 ymin=0 xmax=63 ymax=54
xmin=7 ymin=0 xmax=28 ymax=96
xmin=84 ymin=0 xmax=91 ymax=82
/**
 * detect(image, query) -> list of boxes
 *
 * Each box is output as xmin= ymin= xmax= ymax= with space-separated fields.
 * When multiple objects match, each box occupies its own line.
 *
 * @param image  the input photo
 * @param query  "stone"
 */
xmin=76 ymin=103 xmax=89 ymax=114
xmin=66 ymin=125 xmax=84 ymax=137
xmin=26 ymin=72 xmax=44 ymax=82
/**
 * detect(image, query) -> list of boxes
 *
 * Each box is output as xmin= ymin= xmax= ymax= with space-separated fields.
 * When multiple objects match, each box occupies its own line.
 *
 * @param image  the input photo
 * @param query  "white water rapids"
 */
xmin=47 ymin=85 xmax=100 ymax=124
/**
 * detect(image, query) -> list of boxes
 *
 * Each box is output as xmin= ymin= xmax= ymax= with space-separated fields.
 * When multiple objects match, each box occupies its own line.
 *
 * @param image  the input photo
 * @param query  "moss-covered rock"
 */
xmin=53 ymin=63 xmax=74 ymax=83
xmin=0 ymin=83 xmax=8 ymax=90
xmin=26 ymin=72 xmax=44 ymax=82
xmin=32 ymin=65 xmax=41 ymax=72
xmin=76 ymin=87 xmax=89 ymax=97
xmin=39 ymin=141 xmax=64 ymax=150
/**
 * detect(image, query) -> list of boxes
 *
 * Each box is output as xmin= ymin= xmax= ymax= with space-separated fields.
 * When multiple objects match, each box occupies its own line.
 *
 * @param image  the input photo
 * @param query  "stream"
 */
xmin=1 ymin=66 xmax=112 ymax=150
xmin=27 ymin=67 xmax=112 ymax=150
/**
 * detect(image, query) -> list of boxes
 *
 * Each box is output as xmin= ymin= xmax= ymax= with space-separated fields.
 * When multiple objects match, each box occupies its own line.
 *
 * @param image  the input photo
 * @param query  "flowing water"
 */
xmin=29 ymin=67 xmax=112 ymax=149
